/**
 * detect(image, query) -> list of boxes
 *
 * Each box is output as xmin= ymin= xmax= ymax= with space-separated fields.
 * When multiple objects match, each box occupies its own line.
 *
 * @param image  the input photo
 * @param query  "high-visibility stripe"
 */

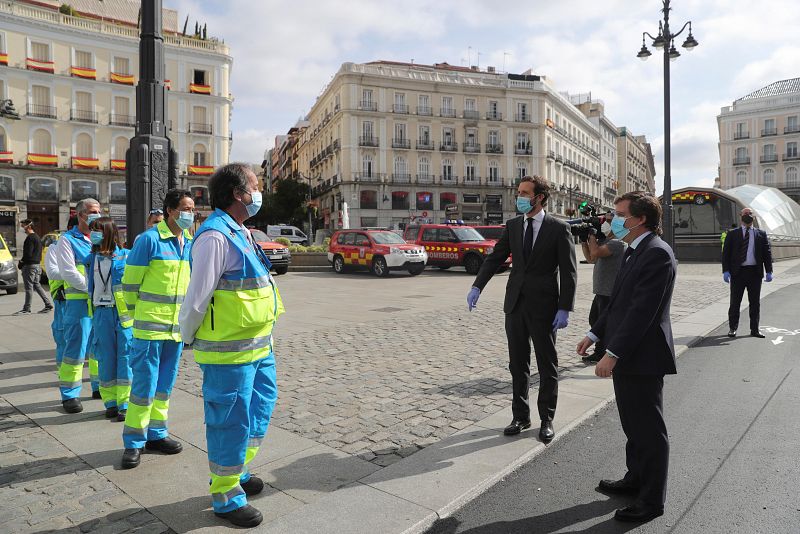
xmin=247 ymin=437 xmax=264 ymax=449
xmin=65 ymin=287 xmax=87 ymax=295
xmin=209 ymin=462 xmax=244 ymax=477
xmin=149 ymin=419 xmax=167 ymax=429
xmin=155 ymin=392 xmax=170 ymax=401
xmin=59 ymin=380 xmax=82 ymax=389
xmin=122 ymin=425 xmax=147 ymax=437
xmin=192 ymin=335 xmax=272 ymax=354
xmin=139 ymin=292 xmax=185 ymax=304
xmin=129 ymin=394 xmax=153 ymax=406
xmin=216 ymin=275 xmax=272 ymax=291
xmin=133 ymin=320 xmax=181 ymax=333
xmin=211 ymin=485 xmax=245 ymax=504
xmin=62 ymin=356 xmax=82 ymax=366
xmin=122 ymin=283 xmax=140 ymax=292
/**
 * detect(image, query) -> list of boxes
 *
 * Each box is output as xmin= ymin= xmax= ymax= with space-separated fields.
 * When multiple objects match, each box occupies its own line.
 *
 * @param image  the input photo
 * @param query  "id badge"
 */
xmin=98 ymin=295 xmax=113 ymax=305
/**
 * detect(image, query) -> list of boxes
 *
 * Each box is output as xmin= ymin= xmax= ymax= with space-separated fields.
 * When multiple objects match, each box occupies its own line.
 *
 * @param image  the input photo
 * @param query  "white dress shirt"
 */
xmin=740 ymin=225 xmax=757 ymax=266
xmin=44 ymin=240 xmax=62 ymax=280
xmin=55 ymin=231 xmax=89 ymax=292
xmin=522 ymin=209 xmax=546 ymax=252
xmin=178 ymin=226 xmax=248 ymax=345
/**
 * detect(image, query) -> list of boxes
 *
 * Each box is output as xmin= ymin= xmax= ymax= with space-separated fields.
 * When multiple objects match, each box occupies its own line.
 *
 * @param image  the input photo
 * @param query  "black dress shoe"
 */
xmin=121 ymin=448 xmax=141 ymax=469
xmin=215 ymin=504 xmax=263 ymax=528
xmin=539 ymin=421 xmax=555 ymax=443
xmin=503 ymin=419 xmax=531 ymax=436
xmin=727 ymin=330 xmax=737 ymax=338
xmin=751 ymin=331 xmax=766 ymax=338
xmin=598 ymin=478 xmax=640 ymax=495
xmin=105 ymin=407 xmax=119 ymax=419
xmin=241 ymin=475 xmax=264 ymax=496
xmin=92 ymin=391 xmax=102 ymax=400
xmin=62 ymin=398 xmax=83 ymax=413
xmin=116 ymin=410 xmax=127 ymax=422
xmin=145 ymin=437 xmax=183 ymax=454
xmin=614 ymin=503 xmax=664 ymax=523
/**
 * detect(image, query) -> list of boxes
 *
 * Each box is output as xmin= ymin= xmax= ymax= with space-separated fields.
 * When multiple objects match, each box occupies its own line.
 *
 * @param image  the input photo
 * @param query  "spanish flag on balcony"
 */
xmin=0 ymin=53 xmax=8 ymax=66
xmin=27 ymin=153 xmax=58 ymax=166
xmin=0 ymin=152 xmax=13 ymax=163
xmin=26 ymin=58 xmax=55 ymax=73
xmin=72 ymin=157 xmax=100 ymax=169
xmin=111 ymin=72 xmax=134 ymax=85
xmin=111 ymin=159 xmax=126 ymax=171
xmin=71 ymin=66 xmax=96 ymax=79
xmin=165 ymin=79 xmax=171 ymax=90
xmin=189 ymin=83 xmax=211 ymax=95
xmin=188 ymin=165 xmax=214 ymax=176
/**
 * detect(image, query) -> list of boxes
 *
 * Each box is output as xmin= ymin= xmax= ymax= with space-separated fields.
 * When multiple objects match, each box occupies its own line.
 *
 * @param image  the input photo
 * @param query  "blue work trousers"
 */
xmin=52 ymin=299 xmax=66 ymax=369
xmin=93 ymin=307 xmax=133 ymax=410
xmin=60 ymin=299 xmax=92 ymax=400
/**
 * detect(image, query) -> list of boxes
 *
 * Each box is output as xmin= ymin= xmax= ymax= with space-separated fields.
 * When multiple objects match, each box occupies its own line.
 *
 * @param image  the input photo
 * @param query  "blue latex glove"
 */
xmin=467 ymin=287 xmax=481 ymax=311
xmin=552 ymin=309 xmax=569 ymax=331
xmin=723 ymin=271 xmax=730 ymax=283
xmin=765 ymin=272 xmax=773 ymax=282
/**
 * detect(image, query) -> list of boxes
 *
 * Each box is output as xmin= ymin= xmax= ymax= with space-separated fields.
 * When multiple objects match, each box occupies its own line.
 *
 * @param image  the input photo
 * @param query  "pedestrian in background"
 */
xmin=467 ymin=175 xmax=577 ymax=444
xmin=722 ymin=207 xmax=773 ymax=338
xmin=180 ymin=163 xmax=284 ymax=528
xmin=13 ymin=219 xmax=53 ymax=315
xmin=120 ymin=189 xmax=194 ymax=469
xmin=86 ymin=217 xmax=133 ymax=421
xmin=580 ymin=222 xmax=627 ymax=363
xmin=55 ymin=199 xmax=102 ymax=413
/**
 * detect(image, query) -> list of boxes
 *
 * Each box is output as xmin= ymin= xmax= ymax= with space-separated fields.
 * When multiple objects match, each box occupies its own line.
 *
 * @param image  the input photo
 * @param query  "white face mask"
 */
xmin=601 ymin=222 xmax=612 ymax=235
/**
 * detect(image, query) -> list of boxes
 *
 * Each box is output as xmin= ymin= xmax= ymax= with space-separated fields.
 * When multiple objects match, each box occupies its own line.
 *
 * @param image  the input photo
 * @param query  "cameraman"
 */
xmin=580 ymin=220 xmax=627 ymax=363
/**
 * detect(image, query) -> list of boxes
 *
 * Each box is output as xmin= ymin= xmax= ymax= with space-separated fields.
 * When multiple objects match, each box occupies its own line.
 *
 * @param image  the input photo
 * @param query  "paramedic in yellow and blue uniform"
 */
xmin=120 ymin=189 xmax=194 ymax=469
xmin=180 ymin=163 xmax=284 ymax=528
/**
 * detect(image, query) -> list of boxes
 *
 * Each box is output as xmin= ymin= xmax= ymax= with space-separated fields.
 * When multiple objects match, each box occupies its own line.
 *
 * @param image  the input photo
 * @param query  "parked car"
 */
xmin=0 ymin=233 xmax=18 ymax=294
xmin=39 ymin=230 xmax=64 ymax=284
xmin=266 ymin=224 xmax=308 ymax=246
xmin=403 ymin=222 xmax=511 ymax=275
xmin=328 ymin=229 xmax=427 ymax=277
xmin=473 ymin=225 xmax=505 ymax=241
xmin=250 ymin=229 xmax=292 ymax=275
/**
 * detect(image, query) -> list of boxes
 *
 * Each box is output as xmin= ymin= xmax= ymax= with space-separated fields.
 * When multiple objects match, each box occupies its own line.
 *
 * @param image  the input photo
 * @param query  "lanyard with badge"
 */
xmin=96 ymin=255 xmax=114 ymax=306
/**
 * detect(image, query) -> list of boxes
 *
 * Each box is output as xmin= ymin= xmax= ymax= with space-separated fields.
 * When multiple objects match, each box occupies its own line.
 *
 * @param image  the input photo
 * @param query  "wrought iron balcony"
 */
xmin=188 ymin=122 xmax=213 ymax=134
xmin=439 ymin=142 xmax=458 ymax=152
xmin=546 ymin=150 xmax=555 ymax=159
xmin=761 ymin=128 xmax=777 ymax=137
xmin=70 ymin=109 xmax=98 ymax=124
xmin=26 ymin=104 xmax=57 ymax=119
xmin=391 ymin=138 xmax=411 ymax=149
xmin=463 ymin=176 xmax=481 ymax=185
xmin=733 ymin=131 xmax=749 ymax=140
xmin=486 ymin=177 xmax=504 ymax=186
xmin=417 ymin=106 xmax=432 ymax=116
xmin=760 ymin=154 xmax=779 ymax=163
xmin=416 ymin=140 xmax=435 ymax=150
xmin=515 ymin=146 xmax=532 ymax=155
xmin=416 ymin=173 xmax=435 ymax=184
xmin=392 ymin=104 xmax=409 ymax=114
xmin=359 ymin=136 xmax=379 ymax=147
xmin=732 ymin=157 xmax=750 ymax=165
xmin=486 ymin=111 xmax=503 ymax=121
xmin=353 ymin=172 xmax=382 ymax=182
xmin=391 ymin=173 xmax=412 ymax=183
xmin=463 ymin=143 xmax=481 ymax=153
xmin=486 ymin=143 xmax=503 ymax=154
xmin=440 ymin=109 xmax=456 ymax=118
xmin=555 ymin=154 xmax=563 ymax=163
xmin=783 ymin=153 xmax=800 ymax=161
xmin=109 ymin=113 xmax=135 ymax=127
xmin=358 ymin=101 xmax=377 ymax=111
xmin=514 ymin=113 xmax=530 ymax=122
xmin=440 ymin=175 xmax=458 ymax=184
xmin=463 ymin=110 xmax=479 ymax=120
xmin=785 ymin=125 xmax=800 ymax=134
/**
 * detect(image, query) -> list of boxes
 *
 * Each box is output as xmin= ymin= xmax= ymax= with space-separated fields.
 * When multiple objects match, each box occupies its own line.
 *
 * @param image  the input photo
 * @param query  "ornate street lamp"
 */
xmin=637 ymin=0 xmax=698 ymax=250
xmin=560 ymin=183 xmax=580 ymax=216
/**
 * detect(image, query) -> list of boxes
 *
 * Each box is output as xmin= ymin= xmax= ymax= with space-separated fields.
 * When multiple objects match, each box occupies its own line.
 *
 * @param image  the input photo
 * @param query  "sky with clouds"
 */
xmin=165 ymin=0 xmax=800 ymax=194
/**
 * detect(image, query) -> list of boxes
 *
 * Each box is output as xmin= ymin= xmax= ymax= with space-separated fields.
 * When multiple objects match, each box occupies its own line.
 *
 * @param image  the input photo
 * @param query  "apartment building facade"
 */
xmin=0 ymin=0 xmax=232 ymax=236
xmin=616 ymin=127 xmax=652 ymax=196
xmin=574 ymin=98 xmax=620 ymax=209
xmin=717 ymin=78 xmax=800 ymax=204
xmin=295 ymin=60 xmax=604 ymax=232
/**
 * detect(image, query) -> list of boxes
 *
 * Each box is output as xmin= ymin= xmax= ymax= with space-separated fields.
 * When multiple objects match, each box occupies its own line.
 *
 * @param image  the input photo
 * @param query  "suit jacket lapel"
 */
xmin=608 ymin=233 xmax=656 ymax=304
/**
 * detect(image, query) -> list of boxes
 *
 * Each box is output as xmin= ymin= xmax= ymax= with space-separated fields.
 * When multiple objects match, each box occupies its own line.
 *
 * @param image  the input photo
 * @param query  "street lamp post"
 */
xmin=297 ymin=172 xmax=314 ymax=245
xmin=637 ymin=0 xmax=698 ymax=250
xmin=560 ymin=184 xmax=580 ymax=216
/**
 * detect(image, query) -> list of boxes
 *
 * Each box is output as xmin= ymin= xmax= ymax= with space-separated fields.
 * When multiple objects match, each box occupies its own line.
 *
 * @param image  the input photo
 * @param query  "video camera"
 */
xmin=567 ymin=202 xmax=611 ymax=242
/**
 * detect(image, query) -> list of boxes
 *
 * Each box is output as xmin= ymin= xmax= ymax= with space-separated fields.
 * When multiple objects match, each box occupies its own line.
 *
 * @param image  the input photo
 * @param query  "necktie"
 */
xmin=740 ymin=228 xmax=749 ymax=265
xmin=624 ymin=246 xmax=634 ymax=262
xmin=523 ymin=218 xmax=533 ymax=262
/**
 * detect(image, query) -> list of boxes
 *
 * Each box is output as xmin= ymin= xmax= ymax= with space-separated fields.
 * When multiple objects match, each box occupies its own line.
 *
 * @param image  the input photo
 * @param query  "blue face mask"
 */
xmin=611 ymin=215 xmax=640 ymax=240
xmin=176 ymin=211 xmax=194 ymax=230
xmin=245 ymin=191 xmax=263 ymax=218
xmin=90 ymin=231 xmax=104 ymax=245
xmin=516 ymin=196 xmax=533 ymax=214
xmin=86 ymin=213 xmax=100 ymax=225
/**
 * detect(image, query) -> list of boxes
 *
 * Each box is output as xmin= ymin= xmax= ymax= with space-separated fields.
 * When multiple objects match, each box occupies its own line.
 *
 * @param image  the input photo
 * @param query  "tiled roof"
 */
xmin=736 ymin=78 xmax=800 ymax=102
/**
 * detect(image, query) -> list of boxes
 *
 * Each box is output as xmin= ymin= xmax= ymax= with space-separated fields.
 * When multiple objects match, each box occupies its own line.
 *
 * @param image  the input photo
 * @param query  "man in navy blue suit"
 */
xmin=577 ymin=191 xmax=676 ymax=523
xmin=721 ymin=207 xmax=774 ymax=338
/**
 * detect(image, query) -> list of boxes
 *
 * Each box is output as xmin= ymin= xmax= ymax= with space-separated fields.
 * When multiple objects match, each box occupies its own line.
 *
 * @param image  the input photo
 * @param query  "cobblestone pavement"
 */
xmin=173 ymin=263 xmax=733 ymax=467
xmin=0 ymin=400 xmax=172 ymax=534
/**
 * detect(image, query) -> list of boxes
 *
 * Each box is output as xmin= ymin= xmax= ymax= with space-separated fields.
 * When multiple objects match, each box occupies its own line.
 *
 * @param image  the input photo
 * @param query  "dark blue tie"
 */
xmin=523 ymin=218 xmax=533 ymax=262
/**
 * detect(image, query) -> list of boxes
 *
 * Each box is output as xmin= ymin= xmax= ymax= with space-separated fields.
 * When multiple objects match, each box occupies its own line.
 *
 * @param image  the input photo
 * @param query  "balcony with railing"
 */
xmin=760 ymin=154 xmax=779 ymax=163
xmin=440 ymin=108 xmax=456 ymax=118
xmin=761 ymin=128 xmax=777 ymax=137
xmin=732 ymin=157 xmax=751 ymax=165
xmin=359 ymin=136 xmax=379 ymax=147
xmin=416 ymin=139 xmax=435 ymax=150
xmin=391 ymin=138 xmax=411 ymax=149
xmin=486 ymin=111 xmax=503 ymax=121
xmin=514 ymin=113 xmax=530 ymax=122
xmin=785 ymin=125 xmax=800 ymax=134
xmin=391 ymin=173 xmax=412 ymax=184
xmin=392 ymin=104 xmax=409 ymax=114
xmin=486 ymin=143 xmax=503 ymax=154
xmin=486 ymin=177 xmax=504 ymax=187
xmin=417 ymin=106 xmax=432 ymax=116
xmin=416 ymin=173 xmax=435 ymax=184
xmin=353 ymin=172 xmax=383 ymax=182
xmin=439 ymin=141 xmax=458 ymax=152
xmin=783 ymin=152 xmax=800 ymax=161
xmin=463 ymin=110 xmax=479 ymax=120
xmin=358 ymin=101 xmax=378 ymax=111
xmin=463 ymin=175 xmax=481 ymax=186
xmin=26 ymin=104 xmax=57 ymax=119
xmin=70 ymin=109 xmax=98 ymax=124
xmin=733 ymin=131 xmax=750 ymax=140
xmin=188 ymin=122 xmax=213 ymax=135
xmin=463 ymin=143 xmax=481 ymax=154
xmin=109 ymin=114 xmax=135 ymax=127
xmin=547 ymin=150 xmax=555 ymax=160
xmin=440 ymin=175 xmax=458 ymax=184
xmin=515 ymin=145 xmax=532 ymax=155
xmin=555 ymin=154 xmax=563 ymax=163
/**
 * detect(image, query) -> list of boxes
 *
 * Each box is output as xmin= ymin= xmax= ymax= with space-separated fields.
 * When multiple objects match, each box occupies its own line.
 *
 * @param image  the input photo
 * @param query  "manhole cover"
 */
xmin=370 ymin=307 xmax=405 ymax=313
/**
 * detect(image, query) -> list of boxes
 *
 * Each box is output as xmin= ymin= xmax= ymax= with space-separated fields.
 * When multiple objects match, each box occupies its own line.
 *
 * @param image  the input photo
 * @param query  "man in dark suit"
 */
xmin=467 ymin=176 xmax=576 ymax=443
xmin=721 ymin=207 xmax=774 ymax=338
xmin=576 ymin=191 xmax=676 ymax=523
